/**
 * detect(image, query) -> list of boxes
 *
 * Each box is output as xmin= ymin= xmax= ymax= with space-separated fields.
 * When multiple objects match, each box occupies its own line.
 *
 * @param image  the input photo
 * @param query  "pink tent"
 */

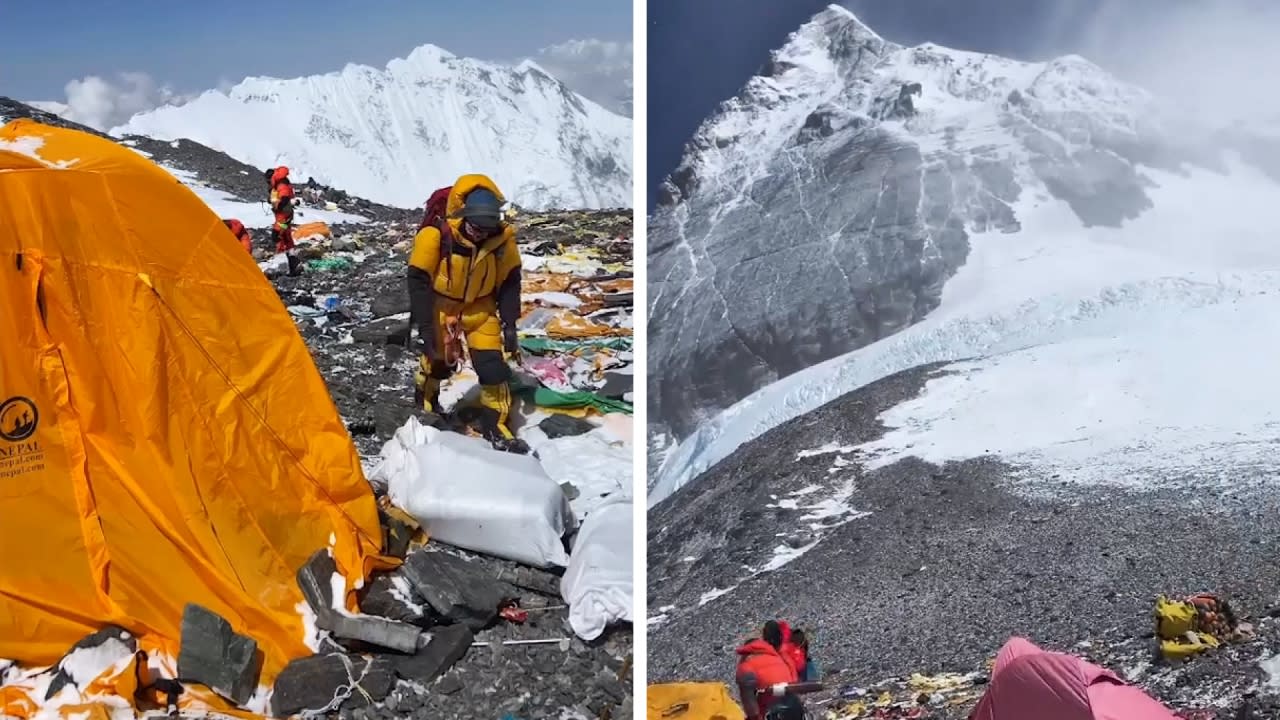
xmin=969 ymin=638 xmax=1179 ymax=720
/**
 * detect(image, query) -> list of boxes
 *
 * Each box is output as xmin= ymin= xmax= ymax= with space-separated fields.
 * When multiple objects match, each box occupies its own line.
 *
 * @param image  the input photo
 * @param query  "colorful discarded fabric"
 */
xmin=306 ymin=256 xmax=353 ymax=272
xmin=520 ymin=337 xmax=633 ymax=353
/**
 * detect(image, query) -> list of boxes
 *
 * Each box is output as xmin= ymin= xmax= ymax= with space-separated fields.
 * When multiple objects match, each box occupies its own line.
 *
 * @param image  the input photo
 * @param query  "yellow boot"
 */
xmin=476 ymin=383 xmax=531 ymax=454
xmin=478 ymin=382 xmax=516 ymax=440
xmin=413 ymin=357 xmax=443 ymax=414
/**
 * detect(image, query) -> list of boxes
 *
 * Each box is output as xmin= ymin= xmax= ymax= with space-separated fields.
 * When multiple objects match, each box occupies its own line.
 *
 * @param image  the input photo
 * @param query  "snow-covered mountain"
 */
xmin=111 ymin=45 xmax=632 ymax=212
xmin=648 ymin=4 xmax=1280 ymax=501
xmin=532 ymin=39 xmax=633 ymax=117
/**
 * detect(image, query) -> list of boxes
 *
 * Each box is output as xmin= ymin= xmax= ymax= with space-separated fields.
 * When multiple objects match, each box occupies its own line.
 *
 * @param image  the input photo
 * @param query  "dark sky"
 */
xmin=645 ymin=0 xmax=1163 ymax=209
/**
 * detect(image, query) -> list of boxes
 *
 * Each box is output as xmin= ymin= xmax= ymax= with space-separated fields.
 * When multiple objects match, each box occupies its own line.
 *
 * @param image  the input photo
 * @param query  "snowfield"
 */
xmin=161 ymin=164 xmax=368 ymax=228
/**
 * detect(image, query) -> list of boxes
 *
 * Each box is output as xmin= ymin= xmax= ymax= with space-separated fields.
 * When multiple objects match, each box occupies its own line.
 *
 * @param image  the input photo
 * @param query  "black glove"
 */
xmin=416 ymin=331 xmax=438 ymax=363
xmin=503 ymin=326 xmax=519 ymax=356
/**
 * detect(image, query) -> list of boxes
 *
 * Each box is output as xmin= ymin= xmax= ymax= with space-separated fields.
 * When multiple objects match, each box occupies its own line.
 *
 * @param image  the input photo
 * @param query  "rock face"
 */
xmin=645 ymin=5 xmax=1228 ymax=456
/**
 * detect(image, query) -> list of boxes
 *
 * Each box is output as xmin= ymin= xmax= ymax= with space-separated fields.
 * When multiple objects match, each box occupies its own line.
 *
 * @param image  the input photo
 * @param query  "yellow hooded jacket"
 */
xmin=407 ymin=174 xmax=522 ymax=355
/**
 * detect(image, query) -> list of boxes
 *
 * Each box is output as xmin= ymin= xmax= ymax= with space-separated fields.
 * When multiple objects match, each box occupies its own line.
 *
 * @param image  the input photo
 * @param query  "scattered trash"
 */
xmin=371 ymin=418 xmax=577 ymax=568
xmin=540 ymin=414 xmax=597 ymax=439
xmin=561 ymin=496 xmax=633 ymax=641
xmin=307 ymin=256 xmax=354 ymax=272
xmin=1155 ymin=593 xmax=1253 ymax=662
xmin=270 ymin=653 xmax=396 ymax=717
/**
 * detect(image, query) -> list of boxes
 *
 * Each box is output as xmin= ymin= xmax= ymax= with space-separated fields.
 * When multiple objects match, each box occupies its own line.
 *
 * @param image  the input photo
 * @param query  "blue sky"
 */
xmin=2 ymin=0 xmax=632 ymax=101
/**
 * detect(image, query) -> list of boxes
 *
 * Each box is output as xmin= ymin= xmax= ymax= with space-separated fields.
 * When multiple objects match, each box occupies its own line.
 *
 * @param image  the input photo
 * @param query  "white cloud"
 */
xmin=529 ymin=39 xmax=633 ymax=117
xmin=1069 ymin=0 xmax=1280 ymax=125
xmin=54 ymin=72 xmax=196 ymax=131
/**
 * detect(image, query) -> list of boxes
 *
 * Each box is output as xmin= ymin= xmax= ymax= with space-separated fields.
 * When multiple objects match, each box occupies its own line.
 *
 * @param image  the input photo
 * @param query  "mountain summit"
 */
xmin=113 ymin=46 xmax=632 ymax=211
xmin=647 ymin=5 xmax=1280 ymax=496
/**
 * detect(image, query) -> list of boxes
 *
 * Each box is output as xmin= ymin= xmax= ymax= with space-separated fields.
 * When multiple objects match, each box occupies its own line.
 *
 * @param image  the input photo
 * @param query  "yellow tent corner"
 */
xmin=647 ymin=682 xmax=746 ymax=720
xmin=0 ymin=119 xmax=387 ymax=686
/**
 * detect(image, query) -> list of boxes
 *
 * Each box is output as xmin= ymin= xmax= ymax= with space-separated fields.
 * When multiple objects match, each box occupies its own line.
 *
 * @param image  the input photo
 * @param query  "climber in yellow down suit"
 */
xmin=407 ymin=174 xmax=524 ymax=451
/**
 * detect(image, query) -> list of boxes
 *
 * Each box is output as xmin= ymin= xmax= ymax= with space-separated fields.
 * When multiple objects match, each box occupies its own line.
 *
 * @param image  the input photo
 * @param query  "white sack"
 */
xmin=370 ymin=418 xmax=574 ymax=567
xmin=561 ymin=496 xmax=633 ymax=640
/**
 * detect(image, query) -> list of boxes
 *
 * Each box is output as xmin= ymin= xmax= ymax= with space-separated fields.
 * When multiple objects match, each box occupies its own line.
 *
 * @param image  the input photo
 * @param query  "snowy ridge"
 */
xmin=112 ymin=45 xmax=632 ymax=211
xmin=649 ymin=4 xmax=1280 ymax=504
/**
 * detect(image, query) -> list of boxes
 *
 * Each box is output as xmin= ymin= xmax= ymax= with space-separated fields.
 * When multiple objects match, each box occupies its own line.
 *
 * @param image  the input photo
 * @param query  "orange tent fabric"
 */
xmin=292 ymin=221 xmax=332 ymax=242
xmin=647 ymin=682 xmax=745 ymax=720
xmin=0 ymin=119 xmax=387 ymax=688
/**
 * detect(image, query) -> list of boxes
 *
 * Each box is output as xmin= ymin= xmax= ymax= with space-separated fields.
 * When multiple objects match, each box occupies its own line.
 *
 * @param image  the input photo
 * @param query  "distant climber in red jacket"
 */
xmin=265 ymin=166 xmax=296 ymax=253
xmin=223 ymin=218 xmax=253 ymax=253
xmin=736 ymin=621 xmax=799 ymax=719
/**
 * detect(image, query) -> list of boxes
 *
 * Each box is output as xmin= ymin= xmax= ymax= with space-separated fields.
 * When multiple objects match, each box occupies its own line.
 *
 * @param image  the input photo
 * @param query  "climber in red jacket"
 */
xmin=265 ymin=166 xmax=296 ymax=254
xmin=736 ymin=621 xmax=799 ymax=719
xmin=223 ymin=218 xmax=253 ymax=253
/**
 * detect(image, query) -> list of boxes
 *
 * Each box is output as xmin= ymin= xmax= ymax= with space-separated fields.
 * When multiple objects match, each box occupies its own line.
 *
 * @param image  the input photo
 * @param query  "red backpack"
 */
xmin=418 ymin=186 xmax=452 ymax=231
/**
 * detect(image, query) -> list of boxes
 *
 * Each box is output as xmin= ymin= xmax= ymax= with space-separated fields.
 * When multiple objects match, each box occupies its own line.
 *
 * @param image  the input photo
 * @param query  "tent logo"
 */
xmin=0 ymin=397 xmax=38 ymax=443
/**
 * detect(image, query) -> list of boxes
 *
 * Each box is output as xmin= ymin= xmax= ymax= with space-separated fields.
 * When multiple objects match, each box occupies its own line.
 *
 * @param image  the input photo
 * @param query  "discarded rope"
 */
xmin=299 ymin=654 xmax=374 ymax=718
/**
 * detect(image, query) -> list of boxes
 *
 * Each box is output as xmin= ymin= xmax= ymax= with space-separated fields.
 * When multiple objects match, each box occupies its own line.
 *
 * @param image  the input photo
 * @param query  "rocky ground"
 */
xmin=2 ymin=97 xmax=635 ymax=719
xmin=648 ymin=363 xmax=1280 ymax=719
xmin=267 ymin=207 xmax=633 ymax=720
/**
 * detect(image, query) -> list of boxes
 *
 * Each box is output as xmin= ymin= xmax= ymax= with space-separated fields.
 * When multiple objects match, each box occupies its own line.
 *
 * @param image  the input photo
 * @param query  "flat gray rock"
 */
xmin=176 ymin=604 xmax=260 ymax=707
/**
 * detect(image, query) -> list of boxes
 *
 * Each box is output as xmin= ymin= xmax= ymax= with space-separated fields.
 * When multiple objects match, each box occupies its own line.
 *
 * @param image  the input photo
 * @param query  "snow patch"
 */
xmin=161 ymin=164 xmax=366 ymax=227
xmin=0 ymin=136 xmax=78 ymax=168
xmin=698 ymin=587 xmax=736 ymax=607
xmin=1261 ymin=652 xmax=1280 ymax=691
xmin=797 ymin=442 xmax=857 ymax=459
xmin=389 ymin=575 xmax=428 ymax=617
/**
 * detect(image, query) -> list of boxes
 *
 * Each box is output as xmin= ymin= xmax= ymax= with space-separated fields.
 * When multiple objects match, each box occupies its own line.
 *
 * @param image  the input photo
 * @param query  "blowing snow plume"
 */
xmin=532 ymin=39 xmax=634 ymax=117
xmin=1068 ymin=0 xmax=1280 ymax=126
xmin=649 ymin=4 xmax=1280 ymax=718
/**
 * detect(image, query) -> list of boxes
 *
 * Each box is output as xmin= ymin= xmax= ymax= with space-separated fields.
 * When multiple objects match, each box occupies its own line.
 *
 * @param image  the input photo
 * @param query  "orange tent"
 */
xmin=0 ymin=119 xmax=387 ymax=698
xmin=647 ymin=683 xmax=745 ymax=720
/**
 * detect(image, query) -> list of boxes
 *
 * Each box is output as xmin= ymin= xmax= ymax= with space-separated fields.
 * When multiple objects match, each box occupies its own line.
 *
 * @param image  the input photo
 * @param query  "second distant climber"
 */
xmin=407 ymin=174 xmax=525 ymax=451
xmin=265 ymin=166 xmax=296 ymax=254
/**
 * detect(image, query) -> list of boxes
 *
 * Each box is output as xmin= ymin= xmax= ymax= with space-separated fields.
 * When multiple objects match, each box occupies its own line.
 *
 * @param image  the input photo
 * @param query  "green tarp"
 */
xmin=519 ymin=336 xmax=632 ymax=354
xmin=511 ymin=383 xmax=633 ymax=415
